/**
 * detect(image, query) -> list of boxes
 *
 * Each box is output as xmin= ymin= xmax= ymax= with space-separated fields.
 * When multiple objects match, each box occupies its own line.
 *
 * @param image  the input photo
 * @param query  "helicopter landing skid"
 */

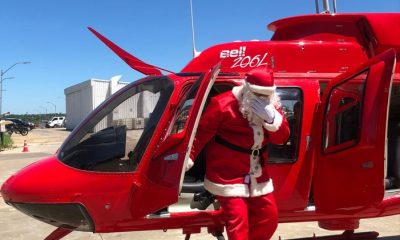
xmin=287 ymin=230 xmax=379 ymax=240
xmin=44 ymin=227 xmax=74 ymax=240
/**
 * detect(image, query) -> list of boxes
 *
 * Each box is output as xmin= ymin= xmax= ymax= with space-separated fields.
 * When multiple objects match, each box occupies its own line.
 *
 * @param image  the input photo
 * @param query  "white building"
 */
xmin=64 ymin=75 xmax=129 ymax=131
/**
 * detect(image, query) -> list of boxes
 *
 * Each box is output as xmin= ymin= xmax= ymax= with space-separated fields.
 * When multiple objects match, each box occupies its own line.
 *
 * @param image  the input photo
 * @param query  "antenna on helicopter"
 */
xmin=315 ymin=0 xmax=337 ymax=14
xmin=332 ymin=0 xmax=337 ymax=13
xmin=189 ymin=0 xmax=201 ymax=58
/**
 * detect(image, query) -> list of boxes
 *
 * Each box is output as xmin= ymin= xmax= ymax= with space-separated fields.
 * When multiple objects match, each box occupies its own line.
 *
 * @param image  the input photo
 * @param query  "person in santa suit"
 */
xmin=187 ymin=67 xmax=290 ymax=240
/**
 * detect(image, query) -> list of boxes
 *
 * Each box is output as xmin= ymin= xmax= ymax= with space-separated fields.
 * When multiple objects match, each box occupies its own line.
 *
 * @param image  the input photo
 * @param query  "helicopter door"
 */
xmin=130 ymin=63 xmax=221 ymax=218
xmin=314 ymin=49 xmax=396 ymax=213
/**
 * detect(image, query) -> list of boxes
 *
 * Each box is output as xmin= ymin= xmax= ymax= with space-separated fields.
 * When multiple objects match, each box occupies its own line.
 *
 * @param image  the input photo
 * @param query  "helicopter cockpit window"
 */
xmin=268 ymin=87 xmax=303 ymax=163
xmin=58 ymin=77 xmax=174 ymax=172
xmin=323 ymin=71 xmax=367 ymax=154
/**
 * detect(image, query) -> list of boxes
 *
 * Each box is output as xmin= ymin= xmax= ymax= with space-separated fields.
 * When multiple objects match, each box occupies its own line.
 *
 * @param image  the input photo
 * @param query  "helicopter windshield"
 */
xmin=58 ymin=76 xmax=174 ymax=172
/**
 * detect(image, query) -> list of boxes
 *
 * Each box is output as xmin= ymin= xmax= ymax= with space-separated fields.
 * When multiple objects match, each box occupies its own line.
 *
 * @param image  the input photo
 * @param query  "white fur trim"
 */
xmin=247 ymin=82 xmax=276 ymax=96
xmin=185 ymin=158 xmax=194 ymax=172
xmin=231 ymin=85 xmax=243 ymax=100
xmin=250 ymin=157 xmax=262 ymax=178
xmin=204 ymin=178 xmax=249 ymax=197
xmin=263 ymin=108 xmax=283 ymax=132
xmin=204 ymin=178 xmax=274 ymax=197
xmin=250 ymin=125 xmax=263 ymax=178
xmin=251 ymin=125 xmax=264 ymax=149
xmin=250 ymin=178 xmax=274 ymax=197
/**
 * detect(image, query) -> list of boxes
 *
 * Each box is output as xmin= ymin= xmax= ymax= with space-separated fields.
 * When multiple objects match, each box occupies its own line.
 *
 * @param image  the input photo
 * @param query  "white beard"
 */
xmin=238 ymin=87 xmax=267 ymax=126
xmin=233 ymin=83 xmax=281 ymax=150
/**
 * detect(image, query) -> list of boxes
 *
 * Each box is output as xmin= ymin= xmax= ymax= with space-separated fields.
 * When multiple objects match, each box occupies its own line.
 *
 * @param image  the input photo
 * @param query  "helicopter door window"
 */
xmin=268 ymin=87 xmax=303 ymax=163
xmin=170 ymin=83 xmax=234 ymax=135
xmin=58 ymin=77 xmax=174 ymax=172
xmin=171 ymin=86 xmax=195 ymax=134
xmin=323 ymin=71 xmax=367 ymax=154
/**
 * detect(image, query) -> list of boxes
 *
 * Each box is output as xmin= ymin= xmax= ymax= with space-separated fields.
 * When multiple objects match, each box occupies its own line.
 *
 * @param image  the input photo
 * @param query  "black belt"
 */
xmin=215 ymin=136 xmax=268 ymax=166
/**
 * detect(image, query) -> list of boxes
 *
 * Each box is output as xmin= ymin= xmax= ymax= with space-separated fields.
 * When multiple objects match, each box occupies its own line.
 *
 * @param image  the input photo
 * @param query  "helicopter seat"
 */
xmin=182 ymin=149 xmax=206 ymax=193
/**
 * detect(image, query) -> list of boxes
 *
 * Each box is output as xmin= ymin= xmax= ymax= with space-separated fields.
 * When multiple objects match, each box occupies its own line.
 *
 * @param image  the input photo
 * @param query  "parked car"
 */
xmin=46 ymin=116 xmax=66 ymax=128
xmin=6 ymin=124 xmax=29 ymax=136
xmin=5 ymin=118 xmax=34 ymax=131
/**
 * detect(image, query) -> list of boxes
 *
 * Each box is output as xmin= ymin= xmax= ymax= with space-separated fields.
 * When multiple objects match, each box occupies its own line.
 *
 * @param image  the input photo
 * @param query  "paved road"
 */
xmin=0 ymin=129 xmax=399 ymax=239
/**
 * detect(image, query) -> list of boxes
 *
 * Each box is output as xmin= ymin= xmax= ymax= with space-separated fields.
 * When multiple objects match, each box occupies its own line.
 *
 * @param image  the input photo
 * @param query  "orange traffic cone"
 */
xmin=22 ymin=140 xmax=29 ymax=152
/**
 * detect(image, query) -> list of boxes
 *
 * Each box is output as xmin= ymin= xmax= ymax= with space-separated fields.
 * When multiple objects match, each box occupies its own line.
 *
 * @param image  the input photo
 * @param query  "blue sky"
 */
xmin=1 ymin=0 xmax=399 ymax=114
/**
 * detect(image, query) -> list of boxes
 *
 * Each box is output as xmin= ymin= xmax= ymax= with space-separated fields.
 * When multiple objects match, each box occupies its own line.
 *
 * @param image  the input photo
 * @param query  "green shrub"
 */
xmin=0 ymin=133 xmax=13 ymax=149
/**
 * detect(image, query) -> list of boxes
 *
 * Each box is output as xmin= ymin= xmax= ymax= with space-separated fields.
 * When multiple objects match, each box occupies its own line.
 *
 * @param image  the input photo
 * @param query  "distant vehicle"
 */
xmin=5 ymin=118 xmax=34 ymax=131
xmin=46 ymin=116 xmax=66 ymax=128
xmin=5 ymin=124 xmax=29 ymax=136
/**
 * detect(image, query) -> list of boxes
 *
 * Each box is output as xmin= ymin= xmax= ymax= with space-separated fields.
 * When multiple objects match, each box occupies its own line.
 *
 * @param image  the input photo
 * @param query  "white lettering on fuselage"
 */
xmin=219 ymin=46 xmax=269 ymax=68
xmin=231 ymin=53 xmax=268 ymax=68
xmin=220 ymin=46 xmax=246 ymax=58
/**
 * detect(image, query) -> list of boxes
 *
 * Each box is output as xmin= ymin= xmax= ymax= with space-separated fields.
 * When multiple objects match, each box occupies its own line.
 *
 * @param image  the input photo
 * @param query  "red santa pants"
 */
xmin=217 ymin=193 xmax=278 ymax=240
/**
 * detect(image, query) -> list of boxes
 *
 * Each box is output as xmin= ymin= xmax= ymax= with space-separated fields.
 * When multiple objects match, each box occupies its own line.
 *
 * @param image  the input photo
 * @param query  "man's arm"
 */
xmin=263 ymin=108 xmax=290 ymax=145
xmin=187 ymin=97 xmax=223 ymax=169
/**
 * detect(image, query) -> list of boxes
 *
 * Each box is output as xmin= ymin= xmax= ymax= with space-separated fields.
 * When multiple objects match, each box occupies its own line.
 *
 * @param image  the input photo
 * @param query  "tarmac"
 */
xmin=0 ymin=128 xmax=399 ymax=240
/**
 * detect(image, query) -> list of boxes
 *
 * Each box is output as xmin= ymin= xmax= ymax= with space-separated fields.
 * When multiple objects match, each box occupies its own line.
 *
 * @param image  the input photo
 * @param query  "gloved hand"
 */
xmin=250 ymin=97 xmax=275 ymax=123
xmin=185 ymin=157 xmax=194 ymax=172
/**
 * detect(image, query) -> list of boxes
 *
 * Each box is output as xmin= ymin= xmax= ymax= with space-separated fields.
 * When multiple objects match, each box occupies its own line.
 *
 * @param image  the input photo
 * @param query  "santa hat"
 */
xmin=245 ymin=67 xmax=276 ymax=95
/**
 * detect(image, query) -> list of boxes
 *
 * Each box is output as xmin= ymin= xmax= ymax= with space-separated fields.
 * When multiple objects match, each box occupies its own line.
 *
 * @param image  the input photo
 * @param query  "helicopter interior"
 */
xmin=182 ymin=83 xmax=304 ymax=195
xmin=58 ymin=76 xmax=174 ymax=172
xmin=61 ymin=125 xmax=128 ymax=172
xmin=386 ymin=84 xmax=400 ymax=190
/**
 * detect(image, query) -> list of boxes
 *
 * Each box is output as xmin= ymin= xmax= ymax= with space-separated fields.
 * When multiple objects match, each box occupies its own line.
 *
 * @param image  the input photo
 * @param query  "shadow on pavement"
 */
xmin=0 ymin=152 xmax=52 ymax=161
xmin=379 ymin=236 xmax=400 ymax=240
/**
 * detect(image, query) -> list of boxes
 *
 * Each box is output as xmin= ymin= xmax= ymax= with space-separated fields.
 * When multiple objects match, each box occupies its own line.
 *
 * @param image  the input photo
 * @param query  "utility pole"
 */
xmin=47 ymin=101 xmax=57 ymax=116
xmin=0 ymin=62 xmax=31 ymax=146
xmin=0 ymin=62 xmax=31 ymax=115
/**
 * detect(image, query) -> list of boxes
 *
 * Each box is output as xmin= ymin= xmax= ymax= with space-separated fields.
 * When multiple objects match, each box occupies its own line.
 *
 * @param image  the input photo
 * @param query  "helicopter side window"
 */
xmin=323 ymin=71 xmax=367 ymax=154
xmin=268 ymin=87 xmax=303 ymax=163
xmin=58 ymin=77 xmax=174 ymax=172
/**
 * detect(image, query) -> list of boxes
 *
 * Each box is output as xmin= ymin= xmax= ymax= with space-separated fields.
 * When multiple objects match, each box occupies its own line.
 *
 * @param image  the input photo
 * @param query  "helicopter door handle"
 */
xmin=305 ymin=135 xmax=311 ymax=151
xmin=164 ymin=153 xmax=179 ymax=161
xmin=362 ymin=160 xmax=374 ymax=169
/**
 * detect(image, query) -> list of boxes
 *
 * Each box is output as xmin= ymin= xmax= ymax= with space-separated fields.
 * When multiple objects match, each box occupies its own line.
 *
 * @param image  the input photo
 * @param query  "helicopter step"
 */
xmin=286 ymin=230 xmax=379 ymax=240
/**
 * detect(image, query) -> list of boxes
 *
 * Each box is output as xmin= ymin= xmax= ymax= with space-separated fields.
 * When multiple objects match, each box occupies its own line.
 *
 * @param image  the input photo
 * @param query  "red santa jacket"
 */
xmin=189 ymin=88 xmax=290 ymax=197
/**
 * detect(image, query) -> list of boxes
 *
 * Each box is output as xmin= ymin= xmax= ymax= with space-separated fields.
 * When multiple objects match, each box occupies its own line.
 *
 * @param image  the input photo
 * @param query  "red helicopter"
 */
xmin=1 ymin=1 xmax=400 ymax=239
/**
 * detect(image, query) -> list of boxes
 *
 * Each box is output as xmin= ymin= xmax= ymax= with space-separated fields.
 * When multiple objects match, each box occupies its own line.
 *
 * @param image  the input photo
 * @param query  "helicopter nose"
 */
xmin=1 ymin=174 xmax=16 ymax=201
xmin=1 ymin=166 xmax=40 ymax=203
xmin=0 ymin=158 xmax=49 ymax=203
xmin=0 ymin=156 xmax=75 ymax=203
xmin=0 ymin=156 xmax=94 ymax=231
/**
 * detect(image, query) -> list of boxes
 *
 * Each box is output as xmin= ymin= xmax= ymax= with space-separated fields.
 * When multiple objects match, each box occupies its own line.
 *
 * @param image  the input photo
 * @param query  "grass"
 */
xmin=0 ymin=133 xmax=13 ymax=150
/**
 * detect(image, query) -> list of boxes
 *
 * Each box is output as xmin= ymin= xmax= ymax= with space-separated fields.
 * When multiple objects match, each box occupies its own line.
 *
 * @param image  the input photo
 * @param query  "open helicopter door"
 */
xmin=313 ymin=49 xmax=396 ymax=213
xmin=129 ymin=63 xmax=221 ymax=218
